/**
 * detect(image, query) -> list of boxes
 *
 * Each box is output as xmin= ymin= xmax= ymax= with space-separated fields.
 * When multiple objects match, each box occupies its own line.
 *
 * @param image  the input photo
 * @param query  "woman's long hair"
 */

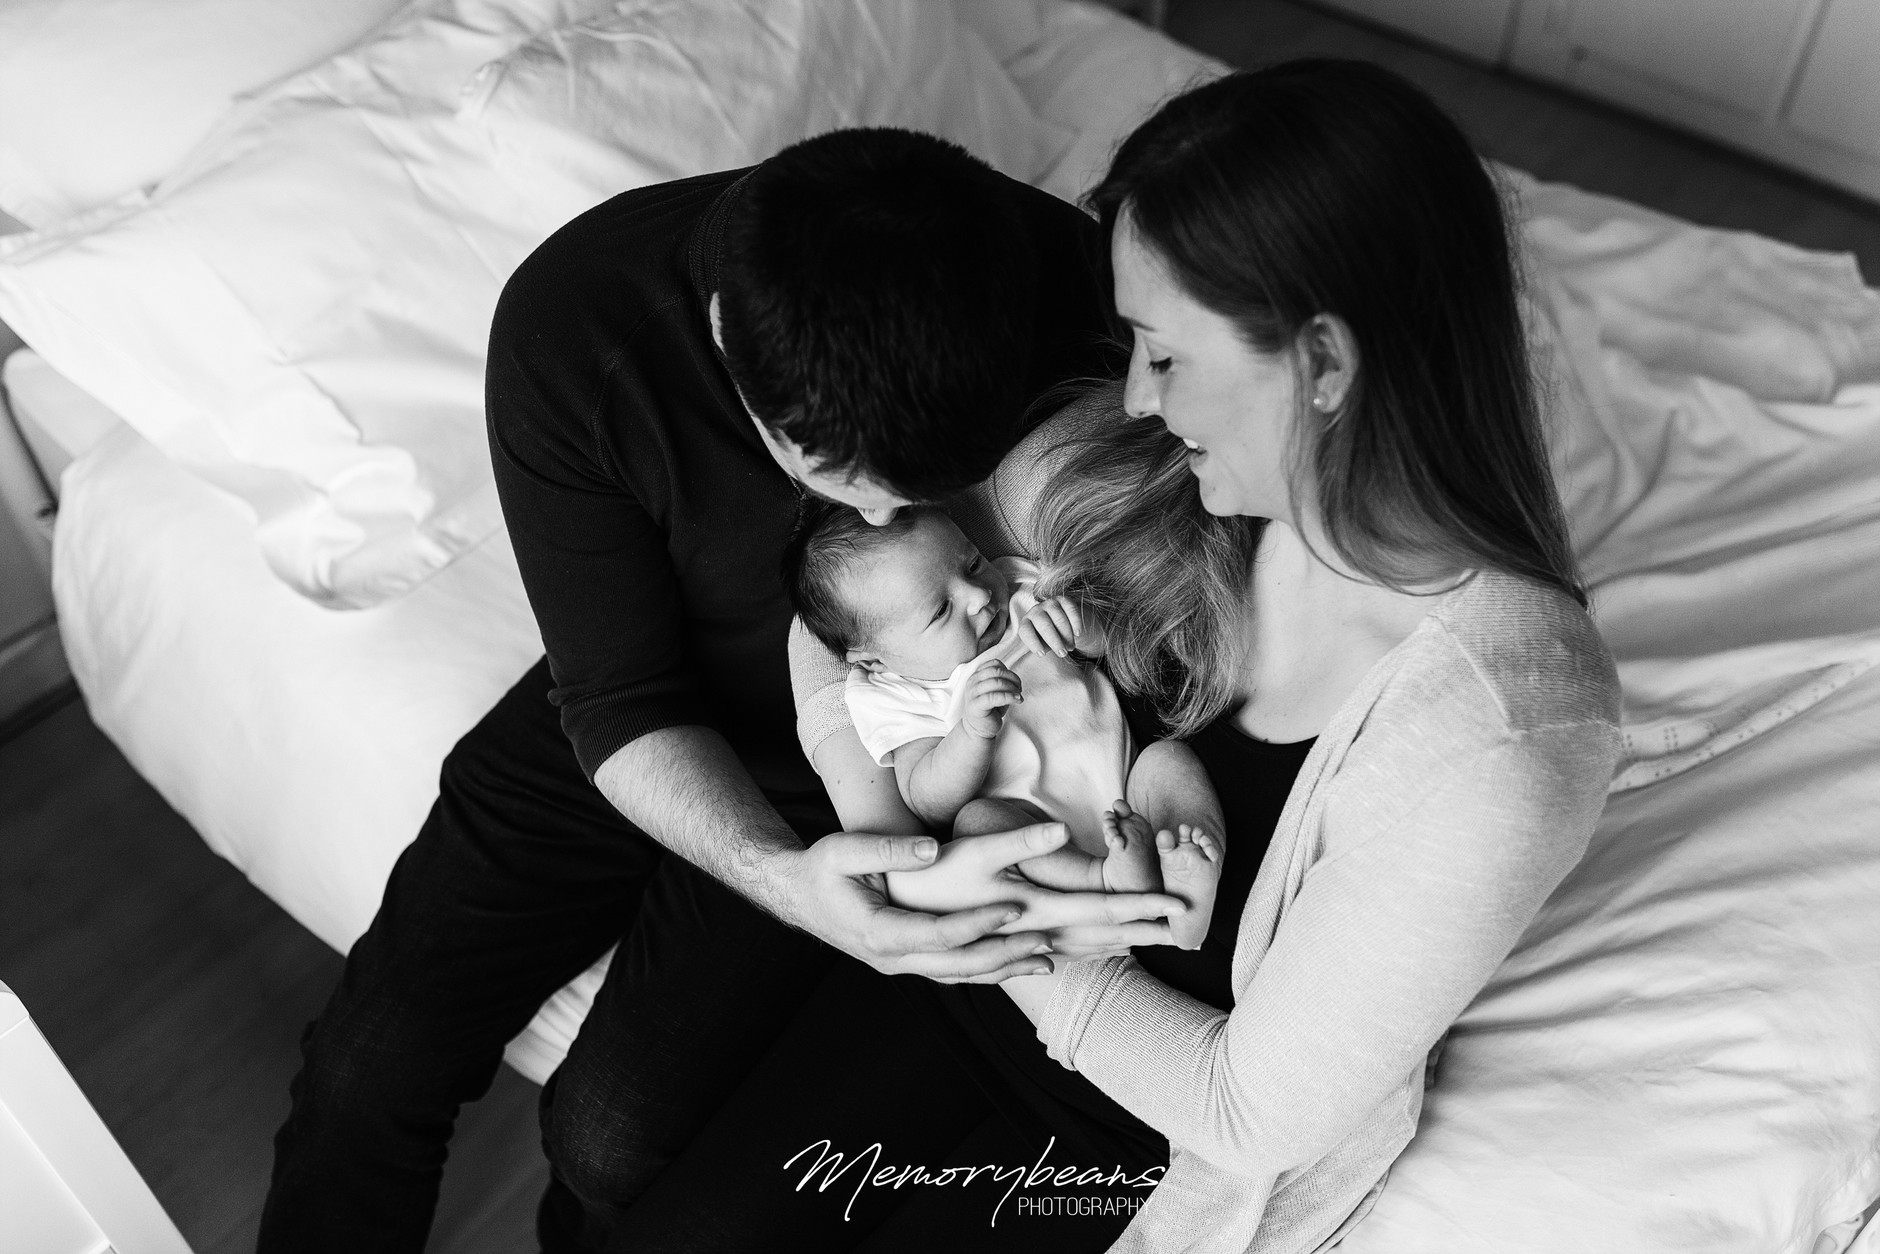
xmin=1087 ymin=60 xmax=1586 ymax=606
xmin=1032 ymin=390 xmax=1264 ymax=737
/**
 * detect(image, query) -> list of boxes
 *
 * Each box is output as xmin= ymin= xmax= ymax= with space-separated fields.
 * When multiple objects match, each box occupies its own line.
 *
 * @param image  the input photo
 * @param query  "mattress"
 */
xmin=22 ymin=1 xmax=1880 ymax=1249
xmin=5 ymin=348 xmax=124 ymax=495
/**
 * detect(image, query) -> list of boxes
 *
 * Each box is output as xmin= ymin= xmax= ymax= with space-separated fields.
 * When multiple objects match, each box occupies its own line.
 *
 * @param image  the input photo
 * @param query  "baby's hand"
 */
xmin=963 ymin=659 xmax=1022 ymax=739
xmin=1020 ymin=594 xmax=1101 ymax=659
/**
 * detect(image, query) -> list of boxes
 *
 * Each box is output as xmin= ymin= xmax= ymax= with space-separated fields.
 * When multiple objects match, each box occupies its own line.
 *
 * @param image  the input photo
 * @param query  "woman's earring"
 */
xmin=1312 ymin=393 xmax=1333 ymax=412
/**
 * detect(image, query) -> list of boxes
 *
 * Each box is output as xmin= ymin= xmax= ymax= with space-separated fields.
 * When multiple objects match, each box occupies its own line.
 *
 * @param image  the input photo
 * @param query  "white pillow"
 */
xmin=957 ymin=0 xmax=1225 ymax=203
xmin=463 ymin=0 xmax=1069 ymax=271
xmin=0 ymin=0 xmax=1065 ymax=608
xmin=0 ymin=0 xmax=414 ymax=226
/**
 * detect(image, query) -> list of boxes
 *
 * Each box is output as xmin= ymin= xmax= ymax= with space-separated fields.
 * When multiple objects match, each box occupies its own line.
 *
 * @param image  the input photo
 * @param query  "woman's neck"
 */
xmin=1232 ymin=522 xmax=1446 ymax=742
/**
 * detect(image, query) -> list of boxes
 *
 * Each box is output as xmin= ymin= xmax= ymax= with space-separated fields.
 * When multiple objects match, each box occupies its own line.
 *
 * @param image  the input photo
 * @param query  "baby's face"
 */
xmin=842 ymin=513 xmax=1011 ymax=681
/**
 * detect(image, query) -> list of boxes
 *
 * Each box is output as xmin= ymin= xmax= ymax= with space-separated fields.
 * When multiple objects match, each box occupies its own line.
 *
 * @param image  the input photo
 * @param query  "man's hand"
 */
xmin=601 ymin=726 xmax=1047 ymax=983
xmin=962 ymin=659 xmax=1022 ymax=740
xmin=597 ymin=725 xmax=1162 ymax=983
xmin=773 ymin=832 xmax=1057 ymax=983
xmin=772 ymin=826 xmax=1186 ymax=983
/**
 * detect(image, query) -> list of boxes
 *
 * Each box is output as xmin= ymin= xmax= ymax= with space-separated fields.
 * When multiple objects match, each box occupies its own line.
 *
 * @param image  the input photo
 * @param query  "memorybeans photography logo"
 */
xmin=782 ymin=1135 xmax=1162 ymax=1227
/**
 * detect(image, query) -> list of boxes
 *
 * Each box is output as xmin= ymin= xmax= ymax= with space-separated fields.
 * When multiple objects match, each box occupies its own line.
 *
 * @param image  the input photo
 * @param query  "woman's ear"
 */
xmin=1300 ymin=313 xmax=1360 ymax=416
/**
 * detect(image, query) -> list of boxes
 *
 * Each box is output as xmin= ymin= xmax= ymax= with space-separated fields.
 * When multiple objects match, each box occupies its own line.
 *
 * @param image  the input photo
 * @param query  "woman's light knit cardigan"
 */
xmin=790 ymin=418 xmax=1621 ymax=1254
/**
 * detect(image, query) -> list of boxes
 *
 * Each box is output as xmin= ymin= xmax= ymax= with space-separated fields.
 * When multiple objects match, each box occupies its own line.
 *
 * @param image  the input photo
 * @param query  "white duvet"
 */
xmin=24 ymin=1 xmax=1880 ymax=1249
xmin=0 ymin=0 xmax=1072 ymax=608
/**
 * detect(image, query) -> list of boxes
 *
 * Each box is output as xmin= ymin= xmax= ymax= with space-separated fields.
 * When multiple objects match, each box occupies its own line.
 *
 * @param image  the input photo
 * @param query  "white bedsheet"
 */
xmin=32 ymin=1 xmax=1880 ymax=1248
xmin=1343 ymin=669 xmax=1880 ymax=1252
xmin=0 ymin=0 xmax=1068 ymax=610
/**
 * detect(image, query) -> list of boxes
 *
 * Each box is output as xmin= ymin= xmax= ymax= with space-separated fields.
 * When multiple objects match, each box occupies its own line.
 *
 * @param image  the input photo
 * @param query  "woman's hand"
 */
xmin=1033 ymin=924 xmax=1171 ymax=960
xmin=886 ymin=822 xmax=1185 ymax=945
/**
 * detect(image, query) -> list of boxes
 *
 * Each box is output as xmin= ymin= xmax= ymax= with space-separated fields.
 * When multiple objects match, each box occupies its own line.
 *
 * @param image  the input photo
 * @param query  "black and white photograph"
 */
xmin=1 ymin=0 xmax=1877 ymax=1251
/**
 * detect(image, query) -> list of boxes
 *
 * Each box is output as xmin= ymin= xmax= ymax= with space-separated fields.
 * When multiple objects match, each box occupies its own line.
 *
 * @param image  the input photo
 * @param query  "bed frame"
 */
xmin=0 ymin=331 xmax=72 ymax=739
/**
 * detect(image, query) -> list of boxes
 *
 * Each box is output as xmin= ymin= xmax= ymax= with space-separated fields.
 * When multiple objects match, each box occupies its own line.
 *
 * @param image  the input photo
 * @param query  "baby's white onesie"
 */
xmin=845 ymin=557 xmax=1133 ymax=852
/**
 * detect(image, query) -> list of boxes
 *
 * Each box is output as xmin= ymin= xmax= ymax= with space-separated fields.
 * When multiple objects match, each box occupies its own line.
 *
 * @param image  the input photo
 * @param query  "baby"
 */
xmin=785 ymin=503 xmax=1220 ymax=947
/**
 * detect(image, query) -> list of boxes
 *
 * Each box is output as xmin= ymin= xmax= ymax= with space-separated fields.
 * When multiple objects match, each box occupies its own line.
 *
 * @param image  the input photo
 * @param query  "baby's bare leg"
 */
xmin=957 ymin=797 xmax=1108 ymax=893
xmin=1126 ymin=740 xmax=1224 ymax=950
xmin=954 ymin=796 xmax=1050 ymax=840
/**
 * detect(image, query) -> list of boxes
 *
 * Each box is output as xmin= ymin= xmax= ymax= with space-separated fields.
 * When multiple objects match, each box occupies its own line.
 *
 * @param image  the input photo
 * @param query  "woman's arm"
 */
xmin=1027 ymin=724 xmax=1616 ymax=1176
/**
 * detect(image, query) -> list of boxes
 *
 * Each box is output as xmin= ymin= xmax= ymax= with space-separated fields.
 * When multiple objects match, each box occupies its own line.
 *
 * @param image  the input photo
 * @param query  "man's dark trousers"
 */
xmin=256 ymin=656 xmax=838 ymax=1252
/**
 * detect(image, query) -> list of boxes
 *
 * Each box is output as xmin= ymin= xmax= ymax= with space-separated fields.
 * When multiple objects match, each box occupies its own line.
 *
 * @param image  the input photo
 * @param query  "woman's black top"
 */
xmin=904 ymin=714 xmax=1315 ymax=1153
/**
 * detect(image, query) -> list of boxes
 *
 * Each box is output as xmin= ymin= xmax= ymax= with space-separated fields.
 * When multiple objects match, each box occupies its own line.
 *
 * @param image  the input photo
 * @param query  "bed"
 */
xmin=1 ymin=1 xmax=1877 ymax=1249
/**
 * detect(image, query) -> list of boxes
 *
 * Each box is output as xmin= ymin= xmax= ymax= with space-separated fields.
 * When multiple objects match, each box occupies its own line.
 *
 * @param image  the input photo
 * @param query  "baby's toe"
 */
xmin=1163 ymin=838 xmax=1220 ymax=880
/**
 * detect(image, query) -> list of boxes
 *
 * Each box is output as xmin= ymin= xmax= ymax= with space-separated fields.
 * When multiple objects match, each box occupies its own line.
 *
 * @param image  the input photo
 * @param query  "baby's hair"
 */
xmin=781 ymin=498 xmax=927 ymax=656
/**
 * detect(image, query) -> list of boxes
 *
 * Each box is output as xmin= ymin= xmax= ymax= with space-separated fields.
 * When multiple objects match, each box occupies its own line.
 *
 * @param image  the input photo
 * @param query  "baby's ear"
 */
xmin=845 ymin=647 xmax=885 ymax=674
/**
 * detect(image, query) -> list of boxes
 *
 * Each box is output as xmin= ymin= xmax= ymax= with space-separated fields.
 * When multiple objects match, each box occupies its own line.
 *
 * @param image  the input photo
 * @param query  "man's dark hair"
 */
xmin=719 ymin=128 xmax=1041 ymax=502
xmin=781 ymin=498 xmax=926 ymax=656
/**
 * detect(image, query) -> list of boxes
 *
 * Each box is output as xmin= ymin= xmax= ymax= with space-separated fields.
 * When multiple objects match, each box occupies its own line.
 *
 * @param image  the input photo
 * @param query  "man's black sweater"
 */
xmin=486 ymin=166 xmax=1111 ymax=803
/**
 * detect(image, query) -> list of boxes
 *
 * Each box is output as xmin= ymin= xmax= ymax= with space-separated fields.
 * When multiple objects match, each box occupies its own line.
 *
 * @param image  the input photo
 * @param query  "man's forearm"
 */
xmin=593 ymin=724 xmax=806 ymax=925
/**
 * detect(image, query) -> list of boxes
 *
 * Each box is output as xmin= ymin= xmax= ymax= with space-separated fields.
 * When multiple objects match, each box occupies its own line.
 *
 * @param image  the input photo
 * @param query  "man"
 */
xmin=259 ymin=128 xmax=1171 ymax=1251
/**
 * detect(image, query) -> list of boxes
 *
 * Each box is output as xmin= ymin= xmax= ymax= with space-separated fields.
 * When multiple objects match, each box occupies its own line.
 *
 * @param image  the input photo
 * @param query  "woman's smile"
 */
xmin=1111 ymin=212 xmax=1305 ymax=521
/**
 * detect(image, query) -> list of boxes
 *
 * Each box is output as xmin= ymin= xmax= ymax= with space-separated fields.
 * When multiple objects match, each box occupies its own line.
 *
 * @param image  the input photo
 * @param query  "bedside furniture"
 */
xmin=1316 ymin=0 xmax=1880 ymax=203
xmin=0 ymin=327 xmax=73 ymax=739
xmin=0 ymin=981 xmax=192 ymax=1254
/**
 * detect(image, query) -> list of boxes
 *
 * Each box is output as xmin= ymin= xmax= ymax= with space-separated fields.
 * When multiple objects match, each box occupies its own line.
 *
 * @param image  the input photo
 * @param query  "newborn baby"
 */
xmin=784 ymin=503 xmax=1220 ymax=947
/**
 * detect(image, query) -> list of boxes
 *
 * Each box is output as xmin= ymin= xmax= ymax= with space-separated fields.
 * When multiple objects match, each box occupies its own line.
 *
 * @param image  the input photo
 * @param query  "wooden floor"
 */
xmin=0 ymin=699 xmax=549 ymax=1253
xmin=1 ymin=4 xmax=1876 ymax=1253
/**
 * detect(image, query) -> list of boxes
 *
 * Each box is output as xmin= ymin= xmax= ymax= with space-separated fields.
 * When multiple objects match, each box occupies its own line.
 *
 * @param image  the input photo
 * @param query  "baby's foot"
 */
xmin=1099 ymin=799 xmax=1161 ymax=894
xmin=1158 ymin=824 xmax=1222 ymax=950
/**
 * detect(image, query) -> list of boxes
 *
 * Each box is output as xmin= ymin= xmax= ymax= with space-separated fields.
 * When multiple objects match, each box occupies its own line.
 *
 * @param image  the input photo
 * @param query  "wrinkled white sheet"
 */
xmin=0 ymin=0 xmax=408 ymax=225
xmin=0 ymin=0 xmax=1063 ymax=609
xmin=35 ymin=0 xmax=1880 ymax=1247
xmin=1336 ymin=175 xmax=1880 ymax=1253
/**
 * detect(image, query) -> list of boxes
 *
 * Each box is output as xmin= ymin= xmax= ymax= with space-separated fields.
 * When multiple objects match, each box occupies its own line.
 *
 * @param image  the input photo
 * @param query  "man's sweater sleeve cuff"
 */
xmin=569 ymin=697 xmax=706 ymax=781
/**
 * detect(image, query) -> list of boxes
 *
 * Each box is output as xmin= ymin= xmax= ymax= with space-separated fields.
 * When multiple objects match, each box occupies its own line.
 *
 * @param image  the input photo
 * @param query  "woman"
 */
xmin=990 ymin=57 xmax=1622 ymax=1251
xmin=608 ymin=59 xmax=1620 ymax=1252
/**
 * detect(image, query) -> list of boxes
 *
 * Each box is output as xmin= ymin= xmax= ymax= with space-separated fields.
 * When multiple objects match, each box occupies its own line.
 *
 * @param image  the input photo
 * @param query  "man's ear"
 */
xmin=708 ymin=291 xmax=724 ymax=353
xmin=1299 ymin=313 xmax=1360 ymax=415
